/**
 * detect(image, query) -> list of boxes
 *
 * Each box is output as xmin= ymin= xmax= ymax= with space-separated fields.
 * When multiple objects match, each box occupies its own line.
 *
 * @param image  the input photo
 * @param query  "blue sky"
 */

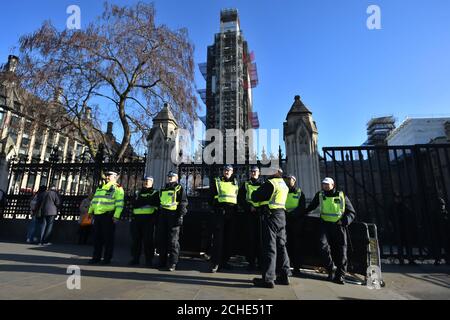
xmin=1 ymin=0 xmax=449 ymax=153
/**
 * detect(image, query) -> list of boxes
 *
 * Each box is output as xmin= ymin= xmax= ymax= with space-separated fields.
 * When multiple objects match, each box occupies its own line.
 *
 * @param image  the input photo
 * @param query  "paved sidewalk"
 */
xmin=0 ymin=242 xmax=448 ymax=300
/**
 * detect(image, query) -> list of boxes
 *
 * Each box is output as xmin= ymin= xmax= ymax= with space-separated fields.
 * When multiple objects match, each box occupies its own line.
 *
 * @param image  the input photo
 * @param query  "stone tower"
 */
xmin=146 ymin=103 xmax=179 ymax=189
xmin=283 ymin=95 xmax=321 ymax=201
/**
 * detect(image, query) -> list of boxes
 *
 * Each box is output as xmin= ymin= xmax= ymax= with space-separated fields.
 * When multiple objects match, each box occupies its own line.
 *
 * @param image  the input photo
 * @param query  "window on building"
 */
xmin=19 ymin=133 xmax=30 ymax=156
xmin=19 ymin=121 xmax=33 ymax=156
xmin=0 ymin=106 xmax=5 ymax=128
xmin=45 ymin=133 xmax=56 ymax=161
xmin=58 ymin=138 xmax=66 ymax=161
xmin=13 ymin=101 xmax=22 ymax=112
xmin=32 ymin=128 xmax=45 ymax=162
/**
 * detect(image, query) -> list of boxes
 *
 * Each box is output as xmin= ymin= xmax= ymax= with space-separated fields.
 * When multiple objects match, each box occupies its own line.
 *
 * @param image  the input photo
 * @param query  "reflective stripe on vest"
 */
xmin=215 ymin=178 xmax=238 ymax=204
xmin=261 ymin=178 xmax=289 ymax=210
xmin=90 ymin=182 xmax=117 ymax=215
xmin=133 ymin=190 xmax=157 ymax=215
xmin=286 ymin=188 xmax=302 ymax=213
xmin=160 ymin=185 xmax=181 ymax=211
xmin=245 ymin=181 xmax=261 ymax=207
xmin=319 ymin=191 xmax=346 ymax=222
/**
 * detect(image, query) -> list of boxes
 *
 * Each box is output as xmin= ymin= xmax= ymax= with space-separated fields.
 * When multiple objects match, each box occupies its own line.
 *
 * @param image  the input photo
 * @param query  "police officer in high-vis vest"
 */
xmin=209 ymin=164 xmax=238 ymax=273
xmin=306 ymin=177 xmax=356 ymax=284
xmin=237 ymin=165 xmax=263 ymax=271
xmin=88 ymin=171 xmax=125 ymax=265
xmin=129 ymin=176 xmax=159 ymax=267
xmin=251 ymin=167 xmax=291 ymax=288
xmin=284 ymin=175 xmax=306 ymax=275
xmin=157 ymin=171 xmax=188 ymax=271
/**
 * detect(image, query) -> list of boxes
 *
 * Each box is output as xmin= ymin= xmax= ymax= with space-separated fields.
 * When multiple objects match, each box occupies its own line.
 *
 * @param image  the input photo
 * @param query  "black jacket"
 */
xmin=133 ymin=187 xmax=160 ymax=210
xmin=160 ymin=183 xmax=188 ymax=217
xmin=209 ymin=176 xmax=238 ymax=208
xmin=237 ymin=178 xmax=263 ymax=211
xmin=306 ymin=189 xmax=356 ymax=226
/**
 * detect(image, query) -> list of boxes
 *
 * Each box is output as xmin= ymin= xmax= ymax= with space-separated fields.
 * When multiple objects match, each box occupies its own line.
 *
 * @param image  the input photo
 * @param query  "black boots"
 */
xmin=274 ymin=275 xmax=290 ymax=285
xmin=253 ymin=278 xmax=275 ymax=289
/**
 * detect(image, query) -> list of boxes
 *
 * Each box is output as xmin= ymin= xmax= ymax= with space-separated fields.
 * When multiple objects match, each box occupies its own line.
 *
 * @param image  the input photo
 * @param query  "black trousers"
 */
xmin=210 ymin=207 xmax=235 ymax=266
xmin=130 ymin=214 xmax=156 ymax=264
xmin=92 ymin=213 xmax=115 ymax=262
xmin=246 ymin=209 xmax=262 ymax=267
xmin=78 ymin=225 xmax=92 ymax=245
xmin=319 ymin=221 xmax=347 ymax=276
xmin=157 ymin=212 xmax=181 ymax=266
xmin=285 ymin=214 xmax=301 ymax=270
xmin=261 ymin=210 xmax=290 ymax=282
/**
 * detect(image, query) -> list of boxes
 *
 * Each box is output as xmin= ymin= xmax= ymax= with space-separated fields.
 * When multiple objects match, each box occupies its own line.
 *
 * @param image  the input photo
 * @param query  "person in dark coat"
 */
xmin=237 ymin=166 xmax=264 ymax=271
xmin=36 ymin=186 xmax=61 ymax=245
xmin=305 ymin=177 xmax=356 ymax=284
xmin=157 ymin=171 xmax=188 ymax=271
xmin=251 ymin=167 xmax=291 ymax=289
xmin=208 ymin=165 xmax=238 ymax=273
xmin=283 ymin=175 xmax=306 ymax=275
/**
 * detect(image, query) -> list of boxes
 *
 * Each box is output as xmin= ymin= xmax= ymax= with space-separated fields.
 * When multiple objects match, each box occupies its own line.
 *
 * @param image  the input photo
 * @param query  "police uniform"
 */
xmin=237 ymin=176 xmax=263 ymax=270
xmin=157 ymin=175 xmax=188 ymax=270
xmin=209 ymin=172 xmax=238 ymax=271
xmin=284 ymin=184 xmax=306 ymax=272
xmin=306 ymin=188 xmax=356 ymax=283
xmin=251 ymin=174 xmax=291 ymax=287
xmin=88 ymin=175 xmax=125 ymax=264
xmin=129 ymin=182 xmax=159 ymax=266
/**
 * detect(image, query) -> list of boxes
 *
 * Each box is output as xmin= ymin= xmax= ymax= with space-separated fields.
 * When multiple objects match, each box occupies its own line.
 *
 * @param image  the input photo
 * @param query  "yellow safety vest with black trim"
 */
xmin=319 ymin=191 xmax=346 ymax=223
xmin=260 ymin=178 xmax=289 ymax=210
xmin=286 ymin=188 xmax=302 ymax=213
xmin=245 ymin=181 xmax=261 ymax=208
xmin=88 ymin=181 xmax=125 ymax=219
xmin=160 ymin=185 xmax=182 ymax=211
xmin=133 ymin=189 xmax=158 ymax=215
xmin=214 ymin=178 xmax=238 ymax=204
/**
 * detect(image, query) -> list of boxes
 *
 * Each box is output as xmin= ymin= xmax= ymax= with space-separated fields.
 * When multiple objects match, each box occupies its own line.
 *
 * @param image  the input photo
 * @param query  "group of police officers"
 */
xmin=87 ymin=165 xmax=356 ymax=288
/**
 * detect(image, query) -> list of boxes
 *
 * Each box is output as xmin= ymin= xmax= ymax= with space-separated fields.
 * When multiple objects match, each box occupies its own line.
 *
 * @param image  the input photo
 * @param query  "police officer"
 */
xmin=129 ymin=176 xmax=159 ymax=267
xmin=157 ymin=171 xmax=188 ymax=271
xmin=238 ymin=165 xmax=263 ymax=271
xmin=251 ymin=167 xmax=291 ymax=288
xmin=305 ymin=177 xmax=356 ymax=284
xmin=209 ymin=164 xmax=238 ymax=273
xmin=88 ymin=171 xmax=125 ymax=265
xmin=284 ymin=175 xmax=306 ymax=275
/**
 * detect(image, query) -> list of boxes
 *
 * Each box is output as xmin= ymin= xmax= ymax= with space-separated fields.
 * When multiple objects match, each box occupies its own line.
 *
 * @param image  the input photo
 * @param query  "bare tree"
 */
xmin=16 ymin=1 xmax=198 ymax=161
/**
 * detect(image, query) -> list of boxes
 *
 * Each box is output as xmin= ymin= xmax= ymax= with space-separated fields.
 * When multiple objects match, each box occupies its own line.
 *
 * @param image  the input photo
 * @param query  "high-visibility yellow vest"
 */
xmin=260 ymin=178 xmax=289 ymax=210
xmin=319 ymin=191 xmax=346 ymax=223
xmin=286 ymin=188 xmax=302 ymax=213
xmin=88 ymin=181 xmax=125 ymax=219
xmin=133 ymin=189 xmax=158 ymax=215
xmin=245 ymin=181 xmax=261 ymax=208
xmin=160 ymin=185 xmax=182 ymax=211
xmin=214 ymin=177 xmax=238 ymax=204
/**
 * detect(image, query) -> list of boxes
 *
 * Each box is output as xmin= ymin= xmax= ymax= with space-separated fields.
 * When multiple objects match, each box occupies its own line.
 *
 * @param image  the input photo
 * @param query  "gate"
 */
xmin=322 ymin=144 xmax=450 ymax=261
xmin=3 ymin=146 xmax=145 ymax=219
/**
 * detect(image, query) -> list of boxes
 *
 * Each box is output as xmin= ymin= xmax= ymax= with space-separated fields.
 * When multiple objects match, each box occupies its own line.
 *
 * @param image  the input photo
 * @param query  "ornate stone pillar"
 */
xmin=283 ymin=95 xmax=321 ymax=201
xmin=146 ymin=103 xmax=179 ymax=189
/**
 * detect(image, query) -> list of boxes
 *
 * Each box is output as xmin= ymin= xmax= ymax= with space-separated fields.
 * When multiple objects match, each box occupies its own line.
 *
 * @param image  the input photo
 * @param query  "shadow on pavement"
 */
xmin=381 ymin=263 xmax=450 ymax=275
xmin=403 ymin=273 xmax=450 ymax=290
xmin=0 ymin=254 xmax=253 ymax=289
